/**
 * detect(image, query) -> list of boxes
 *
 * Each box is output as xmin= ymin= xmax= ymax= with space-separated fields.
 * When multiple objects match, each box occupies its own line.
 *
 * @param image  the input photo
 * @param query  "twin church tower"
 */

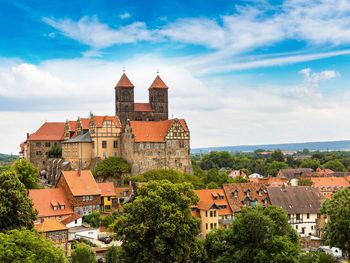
xmin=115 ymin=73 xmax=169 ymax=125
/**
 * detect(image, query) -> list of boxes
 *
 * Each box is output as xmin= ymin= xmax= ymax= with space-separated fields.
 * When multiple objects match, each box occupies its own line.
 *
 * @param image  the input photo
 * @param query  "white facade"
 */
xmin=288 ymin=213 xmax=319 ymax=237
xmin=65 ymin=217 xmax=82 ymax=228
xmin=68 ymin=226 xmax=99 ymax=241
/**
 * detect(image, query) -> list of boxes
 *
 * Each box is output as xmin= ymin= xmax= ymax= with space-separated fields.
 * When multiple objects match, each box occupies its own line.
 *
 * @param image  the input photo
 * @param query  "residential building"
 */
xmin=228 ymin=170 xmax=247 ymax=179
xmin=61 ymin=213 xmax=82 ymax=228
xmin=267 ymin=186 xmax=325 ymax=237
xmin=277 ymin=168 xmax=314 ymax=185
xmin=223 ymin=183 xmax=269 ymax=214
xmin=98 ymin=182 xmax=117 ymax=212
xmin=121 ymin=118 xmax=192 ymax=175
xmin=249 ymin=176 xmax=289 ymax=186
xmin=309 ymin=176 xmax=350 ymax=199
xmin=56 ymin=170 xmax=101 ymax=215
xmin=193 ymin=189 xmax=232 ymax=237
xmin=315 ymin=168 xmax=334 ymax=177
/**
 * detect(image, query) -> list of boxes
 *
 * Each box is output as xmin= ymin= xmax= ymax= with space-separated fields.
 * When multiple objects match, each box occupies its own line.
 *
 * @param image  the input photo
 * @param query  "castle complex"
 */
xmin=21 ymin=73 xmax=192 ymax=178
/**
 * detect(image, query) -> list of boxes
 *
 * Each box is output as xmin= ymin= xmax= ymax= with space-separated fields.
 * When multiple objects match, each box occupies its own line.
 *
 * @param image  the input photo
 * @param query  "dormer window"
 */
xmin=60 ymin=205 xmax=65 ymax=210
xmin=232 ymin=190 xmax=238 ymax=198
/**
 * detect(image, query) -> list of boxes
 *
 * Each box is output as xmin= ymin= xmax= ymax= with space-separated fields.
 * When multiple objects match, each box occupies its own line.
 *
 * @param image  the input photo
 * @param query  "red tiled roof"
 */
xmin=129 ymin=119 xmax=189 ymax=142
xmin=29 ymin=188 xmax=73 ymax=218
xmin=59 ymin=170 xmax=101 ymax=196
xmin=80 ymin=118 xmax=90 ymax=130
xmin=316 ymin=168 xmax=334 ymax=176
xmin=68 ymin=121 xmax=78 ymax=131
xmin=116 ymin=73 xmax=134 ymax=88
xmin=250 ymin=177 xmax=289 ymax=186
xmin=61 ymin=213 xmax=81 ymax=225
xmin=98 ymin=182 xmax=116 ymax=197
xmin=134 ymin=103 xmax=154 ymax=112
xmin=35 ymin=219 xmax=67 ymax=232
xmin=310 ymin=176 xmax=350 ymax=190
xmin=92 ymin=115 xmax=121 ymax=128
xmin=149 ymin=75 xmax=168 ymax=89
xmin=28 ymin=122 xmax=65 ymax=141
xmin=194 ymin=189 xmax=232 ymax=216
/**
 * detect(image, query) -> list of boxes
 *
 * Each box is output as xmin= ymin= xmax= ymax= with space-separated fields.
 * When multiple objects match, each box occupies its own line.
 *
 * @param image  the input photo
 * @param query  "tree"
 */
xmin=300 ymin=158 xmax=320 ymax=171
xmin=299 ymin=251 xmax=336 ymax=263
xmin=323 ymin=160 xmax=347 ymax=172
xmin=0 ymin=171 xmax=37 ymax=231
xmin=231 ymin=176 xmax=249 ymax=183
xmin=199 ymin=151 xmax=234 ymax=170
xmin=71 ymin=243 xmax=96 ymax=263
xmin=0 ymin=229 xmax=66 ymax=262
xmin=11 ymin=159 xmax=39 ymax=189
xmin=321 ymin=188 xmax=350 ymax=258
xmin=271 ymin=149 xmax=285 ymax=162
xmin=82 ymin=211 xmax=101 ymax=228
xmin=266 ymin=161 xmax=288 ymax=177
xmin=298 ymin=178 xmax=313 ymax=186
xmin=202 ymin=168 xmax=233 ymax=187
xmin=114 ymin=180 xmax=202 ymax=263
xmin=106 ymin=246 xmax=124 ymax=263
xmin=205 ymin=206 xmax=300 ymax=263
xmin=94 ymin=157 xmax=130 ymax=183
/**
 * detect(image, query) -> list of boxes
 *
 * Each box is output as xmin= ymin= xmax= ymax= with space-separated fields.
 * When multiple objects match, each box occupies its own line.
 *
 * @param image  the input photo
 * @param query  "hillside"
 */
xmin=0 ymin=153 xmax=18 ymax=163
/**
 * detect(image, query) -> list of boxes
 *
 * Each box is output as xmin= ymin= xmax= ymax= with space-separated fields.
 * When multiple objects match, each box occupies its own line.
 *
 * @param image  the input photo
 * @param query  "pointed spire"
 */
xmin=149 ymin=75 xmax=168 ymax=89
xmin=116 ymin=73 xmax=134 ymax=88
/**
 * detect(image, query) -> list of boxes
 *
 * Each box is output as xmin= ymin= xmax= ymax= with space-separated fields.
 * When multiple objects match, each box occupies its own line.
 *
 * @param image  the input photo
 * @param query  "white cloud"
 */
xmin=119 ymin=12 xmax=131 ymax=20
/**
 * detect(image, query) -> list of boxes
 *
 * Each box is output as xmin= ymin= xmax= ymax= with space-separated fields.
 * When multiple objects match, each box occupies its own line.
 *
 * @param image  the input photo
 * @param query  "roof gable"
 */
xmin=116 ymin=73 xmax=134 ymax=88
xmin=59 ymin=170 xmax=101 ymax=196
xmin=28 ymin=122 xmax=65 ymax=141
xmin=149 ymin=75 xmax=168 ymax=89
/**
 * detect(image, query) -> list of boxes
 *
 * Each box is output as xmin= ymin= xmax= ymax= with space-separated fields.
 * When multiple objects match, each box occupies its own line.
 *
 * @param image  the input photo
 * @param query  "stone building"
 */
xmin=121 ymin=118 xmax=192 ymax=175
xmin=115 ymin=73 xmax=168 ymax=125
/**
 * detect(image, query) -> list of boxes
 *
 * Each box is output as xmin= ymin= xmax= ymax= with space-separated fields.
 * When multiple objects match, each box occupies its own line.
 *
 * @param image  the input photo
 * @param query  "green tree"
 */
xmin=231 ymin=176 xmax=249 ymax=183
xmin=300 ymin=158 xmax=320 ymax=171
xmin=71 ymin=243 xmax=96 ymax=263
xmin=205 ymin=206 xmax=300 ymax=263
xmin=323 ymin=159 xmax=347 ymax=172
xmin=83 ymin=211 xmax=101 ymax=228
xmin=206 ymin=181 xmax=220 ymax=189
xmin=11 ymin=159 xmax=39 ymax=189
xmin=199 ymin=151 xmax=234 ymax=170
xmin=94 ymin=157 xmax=130 ymax=183
xmin=0 ymin=229 xmax=66 ymax=262
xmin=271 ymin=149 xmax=285 ymax=162
xmin=299 ymin=251 xmax=336 ymax=263
xmin=114 ymin=180 xmax=202 ymax=263
xmin=321 ymin=188 xmax=350 ymax=258
xmin=202 ymin=168 xmax=233 ymax=187
xmin=266 ymin=161 xmax=288 ymax=177
xmin=0 ymin=171 xmax=37 ymax=231
xmin=106 ymin=246 xmax=124 ymax=263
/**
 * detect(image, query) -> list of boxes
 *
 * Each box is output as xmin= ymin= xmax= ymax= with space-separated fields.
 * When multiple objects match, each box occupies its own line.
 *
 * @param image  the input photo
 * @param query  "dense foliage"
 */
xmin=11 ymin=158 xmax=40 ymax=189
xmin=321 ymin=188 xmax=350 ymax=258
xmin=0 ymin=153 xmax=18 ymax=162
xmin=114 ymin=180 xmax=205 ymax=263
xmin=0 ymin=171 xmax=37 ymax=231
xmin=82 ymin=211 xmax=101 ymax=228
xmin=0 ymin=229 xmax=66 ymax=262
xmin=71 ymin=243 xmax=96 ymax=263
xmin=205 ymin=206 xmax=300 ymax=263
xmin=94 ymin=157 xmax=130 ymax=182
xmin=298 ymin=251 xmax=336 ymax=263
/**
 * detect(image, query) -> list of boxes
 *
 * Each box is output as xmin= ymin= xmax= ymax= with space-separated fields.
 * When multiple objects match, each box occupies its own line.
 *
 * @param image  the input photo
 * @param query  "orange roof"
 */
xmin=316 ymin=168 xmax=334 ymax=176
xmin=134 ymin=103 xmax=154 ymax=112
xmin=68 ymin=121 xmax=78 ymax=131
xmin=35 ymin=219 xmax=67 ymax=232
xmin=98 ymin=182 xmax=116 ymax=197
xmin=92 ymin=115 xmax=121 ymax=128
xmin=130 ymin=119 xmax=189 ymax=142
xmin=80 ymin=118 xmax=90 ymax=130
xmin=28 ymin=122 xmax=65 ymax=141
xmin=149 ymin=75 xmax=168 ymax=89
xmin=250 ymin=177 xmax=288 ymax=186
xmin=310 ymin=177 xmax=350 ymax=190
xmin=29 ymin=188 xmax=74 ymax=218
xmin=61 ymin=213 xmax=81 ymax=225
xmin=194 ymin=189 xmax=232 ymax=216
xmin=59 ymin=170 xmax=101 ymax=196
xmin=115 ymin=187 xmax=132 ymax=197
xmin=116 ymin=73 xmax=134 ymax=88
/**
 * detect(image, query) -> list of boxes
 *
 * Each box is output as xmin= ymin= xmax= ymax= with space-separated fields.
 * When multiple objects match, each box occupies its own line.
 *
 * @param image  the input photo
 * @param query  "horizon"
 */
xmin=1 ymin=0 xmax=350 ymax=154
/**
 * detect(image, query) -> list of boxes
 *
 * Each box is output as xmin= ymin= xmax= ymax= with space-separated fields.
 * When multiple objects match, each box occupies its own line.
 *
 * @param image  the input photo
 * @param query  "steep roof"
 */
xmin=267 ymin=186 xmax=325 ymax=214
xmin=194 ymin=189 xmax=232 ymax=216
xmin=134 ymin=103 xmax=154 ymax=112
xmin=29 ymin=188 xmax=73 ymax=218
xmin=68 ymin=121 xmax=78 ymax=131
xmin=249 ymin=177 xmax=289 ymax=186
xmin=58 ymin=170 xmax=101 ymax=196
xmin=223 ymin=183 xmax=269 ymax=213
xmin=61 ymin=213 xmax=81 ymax=225
xmin=98 ymin=182 xmax=116 ymax=197
xmin=149 ymin=75 xmax=168 ymax=89
xmin=79 ymin=118 xmax=90 ymax=130
xmin=27 ymin=122 xmax=65 ymax=141
xmin=310 ymin=176 xmax=350 ymax=190
xmin=277 ymin=168 xmax=313 ymax=180
xmin=35 ymin=219 xmax=67 ymax=232
xmin=63 ymin=132 xmax=92 ymax=143
xmin=129 ymin=119 xmax=189 ymax=142
xmin=115 ymin=73 xmax=134 ymax=88
xmin=92 ymin=115 xmax=122 ymax=128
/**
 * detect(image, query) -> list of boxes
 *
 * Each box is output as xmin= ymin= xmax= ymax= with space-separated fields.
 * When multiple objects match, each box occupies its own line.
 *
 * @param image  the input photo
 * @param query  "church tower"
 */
xmin=149 ymin=74 xmax=168 ymax=121
xmin=115 ymin=73 xmax=135 ymax=125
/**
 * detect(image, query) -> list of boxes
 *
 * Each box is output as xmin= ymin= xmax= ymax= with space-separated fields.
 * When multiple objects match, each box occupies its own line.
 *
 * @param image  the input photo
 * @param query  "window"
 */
xmin=206 ymin=223 xmax=208 ymax=230
xmin=210 ymin=211 xmax=213 ymax=217
xmin=75 ymin=220 xmax=78 ymax=224
xmin=113 ymin=140 xmax=118 ymax=148
xmin=36 ymin=151 xmax=42 ymax=156
xmin=296 ymin=214 xmax=300 ymax=220
xmin=107 ymin=196 xmax=111 ymax=201
xmin=36 ymin=142 xmax=41 ymax=147
xmin=60 ymin=205 xmax=65 ymax=210
xmin=306 ymin=213 xmax=310 ymax=219
xmin=102 ymin=141 xmax=107 ymax=148
xmin=210 ymin=223 xmax=213 ymax=230
xmin=45 ymin=142 xmax=51 ymax=147
xmin=205 ymin=211 xmax=208 ymax=217
xmin=214 ymin=211 xmax=217 ymax=217
xmin=179 ymin=141 xmax=185 ymax=148
xmin=233 ymin=191 xmax=238 ymax=198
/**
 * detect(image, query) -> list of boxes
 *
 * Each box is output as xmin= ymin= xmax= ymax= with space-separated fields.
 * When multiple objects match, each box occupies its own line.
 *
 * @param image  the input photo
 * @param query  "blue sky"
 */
xmin=1 ymin=0 xmax=350 ymax=153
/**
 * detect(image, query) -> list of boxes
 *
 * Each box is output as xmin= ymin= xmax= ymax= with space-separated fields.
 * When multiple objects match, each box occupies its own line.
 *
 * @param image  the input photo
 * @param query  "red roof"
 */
xmin=29 ymin=188 xmax=73 ymax=218
xmin=149 ymin=75 xmax=168 ymax=89
xmin=80 ymin=118 xmax=90 ymax=130
xmin=61 ymin=213 xmax=81 ymax=225
xmin=310 ymin=176 xmax=350 ymax=190
xmin=35 ymin=219 xmax=67 ymax=232
xmin=59 ymin=170 xmax=101 ymax=196
xmin=134 ymin=103 xmax=154 ymax=112
xmin=129 ymin=119 xmax=189 ymax=142
xmin=194 ymin=189 xmax=232 ymax=216
xmin=28 ymin=122 xmax=65 ymax=141
xmin=98 ymin=182 xmax=116 ymax=197
xmin=92 ymin=115 xmax=121 ymax=128
xmin=116 ymin=73 xmax=134 ymax=88
xmin=68 ymin=121 xmax=78 ymax=131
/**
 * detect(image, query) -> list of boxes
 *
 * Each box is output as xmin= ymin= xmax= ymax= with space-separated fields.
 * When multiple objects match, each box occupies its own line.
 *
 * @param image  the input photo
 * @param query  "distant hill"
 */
xmin=0 ymin=153 xmax=18 ymax=163
xmin=192 ymin=140 xmax=350 ymax=154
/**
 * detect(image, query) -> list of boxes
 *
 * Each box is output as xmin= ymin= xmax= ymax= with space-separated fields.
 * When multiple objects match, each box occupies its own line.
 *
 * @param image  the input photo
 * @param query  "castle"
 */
xmin=20 ymin=73 xmax=192 ymax=179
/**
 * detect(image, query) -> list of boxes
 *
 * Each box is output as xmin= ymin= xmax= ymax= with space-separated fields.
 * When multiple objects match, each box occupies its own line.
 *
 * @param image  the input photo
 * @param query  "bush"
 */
xmin=83 ymin=211 xmax=101 ymax=228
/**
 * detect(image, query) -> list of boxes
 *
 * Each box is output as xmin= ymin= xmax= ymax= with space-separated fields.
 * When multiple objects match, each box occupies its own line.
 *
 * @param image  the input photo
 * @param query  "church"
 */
xmin=21 ymin=72 xmax=192 ymax=179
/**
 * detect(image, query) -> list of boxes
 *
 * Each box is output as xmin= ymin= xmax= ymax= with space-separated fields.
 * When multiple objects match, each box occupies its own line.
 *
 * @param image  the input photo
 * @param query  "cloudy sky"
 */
xmin=1 ymin=0 xmax=350 ymax=154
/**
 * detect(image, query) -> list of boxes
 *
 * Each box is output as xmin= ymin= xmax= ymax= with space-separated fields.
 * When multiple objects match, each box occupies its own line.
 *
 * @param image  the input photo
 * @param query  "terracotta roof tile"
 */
xmin=98 ymin=182 xmax=116 ymax=197
xmin=250 ymin=177 xmax=289 ymax=186
xmin=61 ymin=213 xmax=81 ymax=225
xmin=315 ymin=168 xmax=334 ymax=176
xmin=68 ymin=121 xmax=78 ymax=131
xmin=92 ymin=115 xmax=121 ymax=128
xmin=35 ymin=219 xmax=67 ymax=232
xmin=115 ymin=187 xmax=132 ymax=197
xmin=277 ymin=168 xmax=313 ymax=180
xmin=116 ymin=73 xmax=134 ymax=88
xmin=223 ymin=183 xmax=269 ymax=213
xmin=310 ymin=176 xmax=350 ymax=190
xmin=134 ymin=103 xmax=154 ymax=112
xmin=194 ymin=189 xmax=232 ymax=216
xmin=28 ymin=122 xmax=65 ymax=141
xmin=29 ymin=188 xmax=73 ymax=218
xmin=149 ymin=75 xmax=168 ymax=89
xmin=59 ymin=170 xmax=101 ymax=196
xmin=80 ymin=118 xmax=90 ymax=130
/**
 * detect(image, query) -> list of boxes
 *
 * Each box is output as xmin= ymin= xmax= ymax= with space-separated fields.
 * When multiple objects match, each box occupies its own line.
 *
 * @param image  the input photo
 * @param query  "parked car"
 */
xmin=317 ymin=246 xmax=342 ymax=259
xmin=98 ymin=236 xmax=112 ymax=244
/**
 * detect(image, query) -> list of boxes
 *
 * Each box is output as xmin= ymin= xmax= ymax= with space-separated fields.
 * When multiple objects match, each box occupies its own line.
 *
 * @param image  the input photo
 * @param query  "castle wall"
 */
xmin=27 ymin=140 xmax=62 ymax=171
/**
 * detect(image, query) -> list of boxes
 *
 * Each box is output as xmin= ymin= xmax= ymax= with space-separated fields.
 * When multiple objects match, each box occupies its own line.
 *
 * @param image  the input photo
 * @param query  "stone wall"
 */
xmin=27 ymin=140 xmax=62 ymax=171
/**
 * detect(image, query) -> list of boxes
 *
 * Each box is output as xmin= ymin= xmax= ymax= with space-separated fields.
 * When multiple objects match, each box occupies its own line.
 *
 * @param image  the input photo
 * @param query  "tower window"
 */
xmin=113 ymin=141 xmax=118 ymax=148
xmin=102 ymin=141 xmax=107 ymax=148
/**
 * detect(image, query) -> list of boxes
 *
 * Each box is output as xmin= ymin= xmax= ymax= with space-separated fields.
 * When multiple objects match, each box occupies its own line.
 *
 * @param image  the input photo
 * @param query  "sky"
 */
xmin=1 ymin=0 xmax=350 ymax=154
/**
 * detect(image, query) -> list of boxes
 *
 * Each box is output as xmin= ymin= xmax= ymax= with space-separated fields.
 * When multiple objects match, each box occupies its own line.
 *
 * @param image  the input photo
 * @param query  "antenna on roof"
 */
xmin=123 ymin=67 xmax=125 ymax=73
xmin=157 ymin=68 xmax=159 ymax=75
